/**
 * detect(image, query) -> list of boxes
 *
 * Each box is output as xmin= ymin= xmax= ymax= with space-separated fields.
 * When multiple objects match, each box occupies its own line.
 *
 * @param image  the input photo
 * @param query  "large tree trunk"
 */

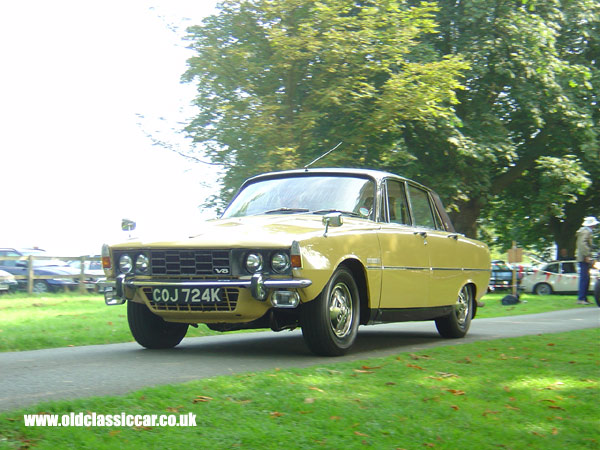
xmin=449 ymin=198 xmax=484 ymax=239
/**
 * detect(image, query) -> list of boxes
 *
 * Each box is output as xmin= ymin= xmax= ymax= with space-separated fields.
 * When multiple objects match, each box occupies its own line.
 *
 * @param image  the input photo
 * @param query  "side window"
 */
xmin=0 ymin=251 xmax=19 ymax=267
xmin=561 ymin=262 xmax=576 ymax=274
xmin=385 ymin=180 xmax=410 ymax=225
xmin=545 ymin=263 xmax=559 ymax=274
xmin=407 ymin=185 xmax=436 ymax=229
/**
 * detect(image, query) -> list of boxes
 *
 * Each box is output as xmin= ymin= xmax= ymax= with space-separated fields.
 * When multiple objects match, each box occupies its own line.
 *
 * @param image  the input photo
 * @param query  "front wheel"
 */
xmin=534 ymin=283 xmax=553 ymax=296
xmin=127 ymin=301 xmax=188 ymax=349
xmin=300 ymin=267 xmax=360 ymax=356
xmin=435 ymin=285 xmax=473 ymax=338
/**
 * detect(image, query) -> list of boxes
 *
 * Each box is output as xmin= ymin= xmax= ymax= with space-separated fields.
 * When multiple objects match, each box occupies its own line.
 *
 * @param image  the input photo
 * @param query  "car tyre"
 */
xmin=435 ymin=285 xmax=473 ymax=338
xmin=127 ymin=301 xmax=188 ymax=349
xmin=533 ymin=283 xmax=553 ymax=296
xmin=32 ymin=280 xmax=50 ymax=294
xmin=300 ymin=267 xmax=360 ymax=356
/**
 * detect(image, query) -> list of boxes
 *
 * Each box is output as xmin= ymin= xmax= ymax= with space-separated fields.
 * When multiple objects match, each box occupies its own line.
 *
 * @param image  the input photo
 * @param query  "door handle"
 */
xmin=447 ymin=234 xmax=459 ymax=240
xmin=413 ymin=231 xmax=428 ymax=245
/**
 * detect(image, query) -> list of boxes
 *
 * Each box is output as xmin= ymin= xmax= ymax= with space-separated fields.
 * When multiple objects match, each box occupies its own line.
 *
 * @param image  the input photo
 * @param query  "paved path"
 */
xmin=1 ymin=308 xmax=598 ymax=411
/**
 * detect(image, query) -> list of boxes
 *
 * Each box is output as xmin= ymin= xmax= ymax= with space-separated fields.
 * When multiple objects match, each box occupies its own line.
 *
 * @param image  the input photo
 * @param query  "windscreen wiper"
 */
xmin=311 ymin=209 xmax=362 ymax=218
xmin=263 ymin=208 xmax=310 ymax=214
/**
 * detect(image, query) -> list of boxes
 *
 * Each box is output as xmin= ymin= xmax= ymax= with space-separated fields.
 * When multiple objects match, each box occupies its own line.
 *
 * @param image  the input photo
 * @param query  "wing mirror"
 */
xmin=121 ymin=218 xmax=136 ymax=232
xmin=322 ymin=213 xmax=343 ymax=237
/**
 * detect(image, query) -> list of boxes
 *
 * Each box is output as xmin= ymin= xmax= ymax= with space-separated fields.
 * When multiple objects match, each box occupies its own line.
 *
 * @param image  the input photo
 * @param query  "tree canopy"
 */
xmin=182 ymin=0 xmax=599 ymax=253
xmin=184 ymin=0 xmax=468 ymax=204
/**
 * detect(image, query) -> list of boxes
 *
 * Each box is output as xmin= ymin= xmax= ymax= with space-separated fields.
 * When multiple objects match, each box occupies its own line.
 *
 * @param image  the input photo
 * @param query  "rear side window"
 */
xmin=407 ymin=185 xmax=436 ymax=229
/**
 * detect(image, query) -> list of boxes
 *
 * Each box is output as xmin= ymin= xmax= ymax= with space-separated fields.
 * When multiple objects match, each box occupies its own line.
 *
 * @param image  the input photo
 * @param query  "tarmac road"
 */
xmin=1 ymin=308 xmax=598 ymax=412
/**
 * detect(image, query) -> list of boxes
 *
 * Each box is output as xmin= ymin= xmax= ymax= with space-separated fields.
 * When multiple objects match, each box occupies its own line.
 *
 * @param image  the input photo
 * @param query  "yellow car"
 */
xmin=102 ymin=169 xmax=490 ymax=356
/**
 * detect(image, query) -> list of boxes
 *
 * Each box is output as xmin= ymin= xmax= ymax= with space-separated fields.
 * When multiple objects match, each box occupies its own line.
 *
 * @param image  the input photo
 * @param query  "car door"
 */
xmin=559 ymin=261 xmax=578 ymax=292
xmin=406 ymin=184 xmax=466 ymax=307
xmin=377 ymin=179 xmax=431 ymax=308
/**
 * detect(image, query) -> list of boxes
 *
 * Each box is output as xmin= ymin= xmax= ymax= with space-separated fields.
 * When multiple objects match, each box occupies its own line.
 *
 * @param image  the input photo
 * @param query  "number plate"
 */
xmin=151 ymin=286 xmax=223 ymax=305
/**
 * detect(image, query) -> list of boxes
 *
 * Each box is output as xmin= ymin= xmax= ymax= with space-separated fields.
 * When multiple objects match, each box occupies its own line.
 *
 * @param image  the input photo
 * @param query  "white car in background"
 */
xmin=520 ymin=260 xmax=599 ymax=295
xmin=0 ymin=269 xmax=18 ymax=293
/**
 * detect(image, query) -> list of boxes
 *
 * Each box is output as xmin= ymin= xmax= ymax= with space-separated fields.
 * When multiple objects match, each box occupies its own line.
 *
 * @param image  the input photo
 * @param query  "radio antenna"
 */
xmin=304 ymin=141 xmax=343 ymax=170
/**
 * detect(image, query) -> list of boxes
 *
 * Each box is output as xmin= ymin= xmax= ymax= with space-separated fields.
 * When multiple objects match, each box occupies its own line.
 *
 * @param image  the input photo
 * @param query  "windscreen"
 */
xmin=222 ymin=175 xmax=376 ymax=220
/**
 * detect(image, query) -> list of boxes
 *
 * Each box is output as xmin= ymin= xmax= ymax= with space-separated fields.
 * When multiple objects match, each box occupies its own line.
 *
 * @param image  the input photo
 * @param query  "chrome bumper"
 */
xmin=102 ymin=274 xmax=312 ymax=306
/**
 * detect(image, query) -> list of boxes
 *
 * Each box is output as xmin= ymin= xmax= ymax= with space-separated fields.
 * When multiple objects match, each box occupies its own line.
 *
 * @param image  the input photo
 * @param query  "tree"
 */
xmin=387 ymin=0 xmax=600 ymax=247
xmin=183 ymin=0 xmax=468 ymax=206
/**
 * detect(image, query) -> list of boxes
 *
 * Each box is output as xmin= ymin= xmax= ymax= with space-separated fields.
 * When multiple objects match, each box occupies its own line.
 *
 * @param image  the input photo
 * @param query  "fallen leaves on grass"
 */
xmin=192 ymin=395 xmax=213 ymax=403
xmin=409 ymin=354 xmax=431 ymax=360
xmin=441 ymin=388 xmax=466 ymax=396
xmin=269 ymin=411 xmax=284 ymax=418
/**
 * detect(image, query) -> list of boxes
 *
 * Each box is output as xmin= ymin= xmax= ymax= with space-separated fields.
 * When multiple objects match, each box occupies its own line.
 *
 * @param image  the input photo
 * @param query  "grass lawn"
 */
xmin=0 ymin=291 xmax=594 ymax=352
xmin=0 ymin=328 xmax=597 ymax=449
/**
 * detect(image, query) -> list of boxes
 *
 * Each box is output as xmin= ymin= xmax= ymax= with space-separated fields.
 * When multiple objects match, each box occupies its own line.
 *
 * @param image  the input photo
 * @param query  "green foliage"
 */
xmin=180 ymin=0 xmax=599 ymax=250
xmin=184 ymin=0 xmax=469 ymax=206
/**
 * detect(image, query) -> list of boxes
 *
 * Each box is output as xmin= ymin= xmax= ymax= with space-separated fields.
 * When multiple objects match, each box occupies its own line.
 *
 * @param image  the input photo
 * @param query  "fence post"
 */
xmin=27 ymin=256 xmax=34 ymax=295
xmin=79 ymin=256 xmax=86 ymax=293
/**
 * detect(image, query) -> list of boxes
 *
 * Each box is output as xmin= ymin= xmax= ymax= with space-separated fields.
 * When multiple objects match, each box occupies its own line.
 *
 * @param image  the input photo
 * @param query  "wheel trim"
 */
xmin=33 ymin=281 xmax=48 ymax=293
xmin=328 ymin=282 xmax=353 ymax=338
xmin=454 ymin=286 xmax=471 ymax=327
xmin=536 ymin=284 xmax=551 ymax=295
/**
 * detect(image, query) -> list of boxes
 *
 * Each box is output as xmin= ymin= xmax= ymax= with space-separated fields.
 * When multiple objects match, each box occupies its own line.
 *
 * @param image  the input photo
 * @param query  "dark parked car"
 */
xmin=0 ymin=248 xmax=79 ymax=293
xmin=489 ymin=260 xmax=522 ymax=291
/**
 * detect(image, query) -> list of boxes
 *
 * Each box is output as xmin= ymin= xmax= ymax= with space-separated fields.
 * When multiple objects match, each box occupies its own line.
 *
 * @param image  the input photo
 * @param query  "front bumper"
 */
xmin=102 ymin=274 xmax=312 ymax=306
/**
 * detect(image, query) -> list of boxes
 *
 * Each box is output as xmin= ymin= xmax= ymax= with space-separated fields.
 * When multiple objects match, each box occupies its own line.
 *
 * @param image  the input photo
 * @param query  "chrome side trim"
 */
xmin=379 ymin=266 xmax=491 ymax=272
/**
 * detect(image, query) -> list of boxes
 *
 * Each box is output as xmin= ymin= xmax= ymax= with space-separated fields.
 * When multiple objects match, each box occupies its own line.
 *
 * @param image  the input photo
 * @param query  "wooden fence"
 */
xmin=0 ymin=255 xmax=102 ymax=294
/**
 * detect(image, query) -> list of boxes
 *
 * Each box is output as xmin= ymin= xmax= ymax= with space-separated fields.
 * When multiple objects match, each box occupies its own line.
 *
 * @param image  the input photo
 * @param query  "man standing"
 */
xmin=576 ymin=216 xmax=598 ymax=304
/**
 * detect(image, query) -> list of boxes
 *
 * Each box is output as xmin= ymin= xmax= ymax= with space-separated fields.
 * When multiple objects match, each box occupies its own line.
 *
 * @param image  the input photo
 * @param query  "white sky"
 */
xmin=0 ymin=0 xmax=220 ymax=255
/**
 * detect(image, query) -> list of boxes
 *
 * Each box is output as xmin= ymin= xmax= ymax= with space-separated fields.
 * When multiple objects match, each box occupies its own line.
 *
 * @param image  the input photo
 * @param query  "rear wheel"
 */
xmin=127 ymin=301 xmax=188 ymax=349
xmin=300 ymin=267 xmax=360 ymax=356
xmin=435 ymin=285 xmax=473 ymax=338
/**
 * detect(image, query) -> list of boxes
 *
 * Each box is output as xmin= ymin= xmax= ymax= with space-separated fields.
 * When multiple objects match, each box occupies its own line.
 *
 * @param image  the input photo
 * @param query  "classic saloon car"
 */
xmin=102 ymin=169 xmax=491 ymax=356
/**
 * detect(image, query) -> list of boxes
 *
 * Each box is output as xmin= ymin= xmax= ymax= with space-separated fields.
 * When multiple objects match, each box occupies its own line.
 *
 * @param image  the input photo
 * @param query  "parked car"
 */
xmin=68 ymin=259 xmax=106 ymax=292
xmin=0 ymin=269 xmax=18 ymax=293
xmin=488 ymin=260 xmax=523 ymax=291
xmin=102 ymin=168 xmax=491 ymax=356
xmin=520 ymin=260 xmax=599 ymax=295
xmin=0 ymin=248 xmax=79 ymax=293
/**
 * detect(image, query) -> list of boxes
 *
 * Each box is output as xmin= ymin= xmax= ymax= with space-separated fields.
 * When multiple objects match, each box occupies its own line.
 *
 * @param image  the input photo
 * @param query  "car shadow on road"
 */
xmin=149 ymin=327 xmax=447 ymax=360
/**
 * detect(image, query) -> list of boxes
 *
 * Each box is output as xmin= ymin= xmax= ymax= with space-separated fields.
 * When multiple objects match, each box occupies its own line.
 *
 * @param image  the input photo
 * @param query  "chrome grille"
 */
xmin=150 ymin=250 xmax=230 ymax=276
xmin=143 ymin=287 xmax=239 ymax=312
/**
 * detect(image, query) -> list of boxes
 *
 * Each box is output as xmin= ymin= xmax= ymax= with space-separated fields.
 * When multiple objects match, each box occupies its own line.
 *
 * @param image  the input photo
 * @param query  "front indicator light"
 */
xmin=291 ymin=241 xmax=302 ymax=268
xmin=101 ymin=244 xmax=112 ymax=271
